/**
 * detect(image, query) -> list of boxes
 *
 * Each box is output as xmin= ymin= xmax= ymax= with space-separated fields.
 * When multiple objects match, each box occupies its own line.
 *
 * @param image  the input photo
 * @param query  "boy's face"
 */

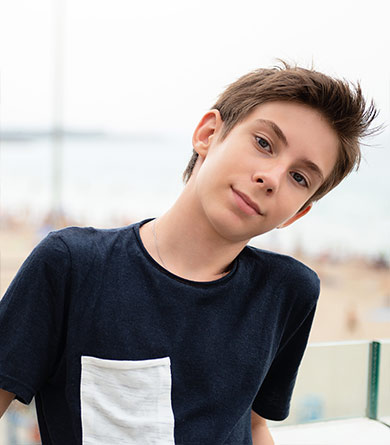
xmin=192 ymin=101 xmax=339 ymax=243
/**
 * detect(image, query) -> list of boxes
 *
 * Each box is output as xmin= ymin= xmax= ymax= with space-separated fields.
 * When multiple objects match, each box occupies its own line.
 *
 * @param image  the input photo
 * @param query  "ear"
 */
xmin=192 ymin=109 xmax=223 ymax=158
xmin=277 ymin=204 xmax=312 ymax=229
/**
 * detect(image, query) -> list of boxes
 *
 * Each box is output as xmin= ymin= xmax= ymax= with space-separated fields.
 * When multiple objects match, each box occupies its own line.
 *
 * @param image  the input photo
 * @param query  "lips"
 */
xmin=232 ymin=187 xmax=262 ymax=215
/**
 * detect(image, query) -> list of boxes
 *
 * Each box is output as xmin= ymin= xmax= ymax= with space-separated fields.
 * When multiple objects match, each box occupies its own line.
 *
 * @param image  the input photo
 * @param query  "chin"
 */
xmin=210 ymin=215 xmax=267 ymax=243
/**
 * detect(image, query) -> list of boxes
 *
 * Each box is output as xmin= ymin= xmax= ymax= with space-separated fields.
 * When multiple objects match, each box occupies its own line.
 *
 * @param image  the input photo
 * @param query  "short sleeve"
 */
xmin=252 ymin=303 xmax=317 ymax=421
xmin=0 ymin=232 xmax=71 ymax=404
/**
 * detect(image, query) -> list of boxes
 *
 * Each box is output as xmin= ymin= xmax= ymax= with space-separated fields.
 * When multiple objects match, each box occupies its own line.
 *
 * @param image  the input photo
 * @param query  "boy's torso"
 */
xmin=0 ymin=219 xmax=319 ymax=444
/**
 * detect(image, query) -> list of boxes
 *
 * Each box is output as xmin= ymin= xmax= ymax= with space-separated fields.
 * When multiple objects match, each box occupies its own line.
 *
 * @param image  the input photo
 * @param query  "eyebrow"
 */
xmin=300 ymin=159 xmax=325 ymax=183
xmin=254 ymin=118 xmax=325 ymax=183
xmin=254 ymin=119 xmax=289 ymax=146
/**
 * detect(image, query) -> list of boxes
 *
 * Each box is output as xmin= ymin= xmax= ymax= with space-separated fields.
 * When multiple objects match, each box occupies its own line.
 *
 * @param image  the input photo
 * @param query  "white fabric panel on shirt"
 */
xmin=80 ymin=356 xmax=175 ymax=444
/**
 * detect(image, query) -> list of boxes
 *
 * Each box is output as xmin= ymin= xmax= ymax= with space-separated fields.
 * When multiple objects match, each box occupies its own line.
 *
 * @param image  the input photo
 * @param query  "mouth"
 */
xmin=231 ymin=187 xmax=263 ymax=216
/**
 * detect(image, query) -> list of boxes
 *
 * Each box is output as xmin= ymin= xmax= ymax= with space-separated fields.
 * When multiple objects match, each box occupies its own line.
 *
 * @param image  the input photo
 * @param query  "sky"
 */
xmin=0 ymin=0 xmax=389 ymax=134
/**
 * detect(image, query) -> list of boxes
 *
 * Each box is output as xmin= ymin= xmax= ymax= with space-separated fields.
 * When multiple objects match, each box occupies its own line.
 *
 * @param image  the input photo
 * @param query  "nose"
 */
xmin=253 ymin=169 xmax=280 ymax=194
xmin=256 ymin=177 xmax=273 ymax=193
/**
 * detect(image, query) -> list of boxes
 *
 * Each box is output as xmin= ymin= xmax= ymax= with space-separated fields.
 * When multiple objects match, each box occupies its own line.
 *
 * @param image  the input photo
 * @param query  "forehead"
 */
xmin=241 ymin=101 xmax=333 ymax=130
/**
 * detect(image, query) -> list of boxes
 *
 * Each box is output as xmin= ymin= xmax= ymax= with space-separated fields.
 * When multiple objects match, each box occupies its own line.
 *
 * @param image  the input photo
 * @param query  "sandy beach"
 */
xmin=1 ymin=222 xmax=389 ymax=343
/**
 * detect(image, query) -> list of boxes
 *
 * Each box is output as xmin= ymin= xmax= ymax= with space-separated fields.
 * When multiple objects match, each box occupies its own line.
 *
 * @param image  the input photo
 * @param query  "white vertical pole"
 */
xmin=51 ymin=0 xmax=65 ymax=227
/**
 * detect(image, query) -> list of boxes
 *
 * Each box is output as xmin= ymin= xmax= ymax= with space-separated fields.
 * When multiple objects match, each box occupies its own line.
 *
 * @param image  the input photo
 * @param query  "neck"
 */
xmin=140 ymin=185 xmax=249 ymax=282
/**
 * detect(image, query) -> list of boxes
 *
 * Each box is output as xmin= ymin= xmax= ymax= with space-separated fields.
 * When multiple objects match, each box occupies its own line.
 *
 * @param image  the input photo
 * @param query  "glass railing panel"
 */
xmin=377 ymin=339 xmax=390 ymax=426
xmin=1 ymin=399 xmax=40 ymax=444
xmin=270 ymin=341 xmax=370 ymax=426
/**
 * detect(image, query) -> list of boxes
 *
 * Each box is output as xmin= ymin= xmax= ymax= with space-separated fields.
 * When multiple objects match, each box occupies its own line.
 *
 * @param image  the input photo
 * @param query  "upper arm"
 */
xmin=251 ymin=410 xmax=275 ymax=445
xmin=252 ymin=302 xmax=317 ymax=421
xmin=0 ymin=388 xmax=15 ymax=418
xmin=251 ymin=409 xmax=267 ymax=427
xmin=0 ymin=232 xmax=71 ymax=405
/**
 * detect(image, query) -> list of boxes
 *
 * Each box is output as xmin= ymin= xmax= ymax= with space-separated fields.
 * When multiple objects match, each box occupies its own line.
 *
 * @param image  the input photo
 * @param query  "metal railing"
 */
xmin=270 ymin=339 xmax=390 ymax=427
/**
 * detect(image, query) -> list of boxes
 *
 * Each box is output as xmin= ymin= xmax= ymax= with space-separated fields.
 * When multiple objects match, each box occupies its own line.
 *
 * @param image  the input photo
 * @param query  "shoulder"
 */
xmin=47 ymin=224 xmax=133 ymax=253
xmin=245 ymin=245 xmax=319 ymax=282
xmin=244 ymin=245 xmax=320 ymax=302
xmin=33 ymin=224 xmax=135 ymax=272
xmin=48 ymin=224 xmax=129 ymax=244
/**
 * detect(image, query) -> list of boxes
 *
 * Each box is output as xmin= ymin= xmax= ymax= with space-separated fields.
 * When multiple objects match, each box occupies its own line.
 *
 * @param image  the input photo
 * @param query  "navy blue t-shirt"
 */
xmin=0 ymin=219 xmax=319 ymax=444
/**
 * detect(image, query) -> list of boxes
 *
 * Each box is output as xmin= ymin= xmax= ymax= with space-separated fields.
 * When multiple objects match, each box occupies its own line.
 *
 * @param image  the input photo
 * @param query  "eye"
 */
xmin=255 ymin=136 xmax=272 ymax=152
xmin=291 ymin=172 xmax=308 ymax=187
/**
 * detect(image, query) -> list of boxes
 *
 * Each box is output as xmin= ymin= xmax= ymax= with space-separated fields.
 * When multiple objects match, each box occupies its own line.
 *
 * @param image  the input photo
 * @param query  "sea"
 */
xmin=1 ymin=132 xmax=389 ymax=260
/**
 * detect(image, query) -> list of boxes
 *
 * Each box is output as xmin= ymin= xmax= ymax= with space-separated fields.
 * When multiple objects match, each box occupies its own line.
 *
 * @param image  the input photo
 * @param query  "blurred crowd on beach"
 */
xmin=1 ymin=209 xmax=389 ymax=344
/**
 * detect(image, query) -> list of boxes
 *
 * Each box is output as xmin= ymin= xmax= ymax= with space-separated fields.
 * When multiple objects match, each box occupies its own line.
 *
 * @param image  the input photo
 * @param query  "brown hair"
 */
xmin=183 ymin=62 xmax=379 ymax=209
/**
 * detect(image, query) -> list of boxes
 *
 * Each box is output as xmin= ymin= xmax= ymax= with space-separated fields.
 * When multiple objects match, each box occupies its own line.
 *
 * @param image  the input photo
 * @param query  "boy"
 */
xmin=0 ymin=63 xmax=378 ymax=444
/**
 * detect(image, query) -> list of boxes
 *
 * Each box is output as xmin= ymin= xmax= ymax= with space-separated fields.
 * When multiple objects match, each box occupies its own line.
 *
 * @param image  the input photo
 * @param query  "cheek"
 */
xmin=274 ymin=193 xmax=305 ymax=220
xmin=198 ymin=153 xmax=232 ymax=183
xmin=194 ymin=161 xmax=222 ymax=199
